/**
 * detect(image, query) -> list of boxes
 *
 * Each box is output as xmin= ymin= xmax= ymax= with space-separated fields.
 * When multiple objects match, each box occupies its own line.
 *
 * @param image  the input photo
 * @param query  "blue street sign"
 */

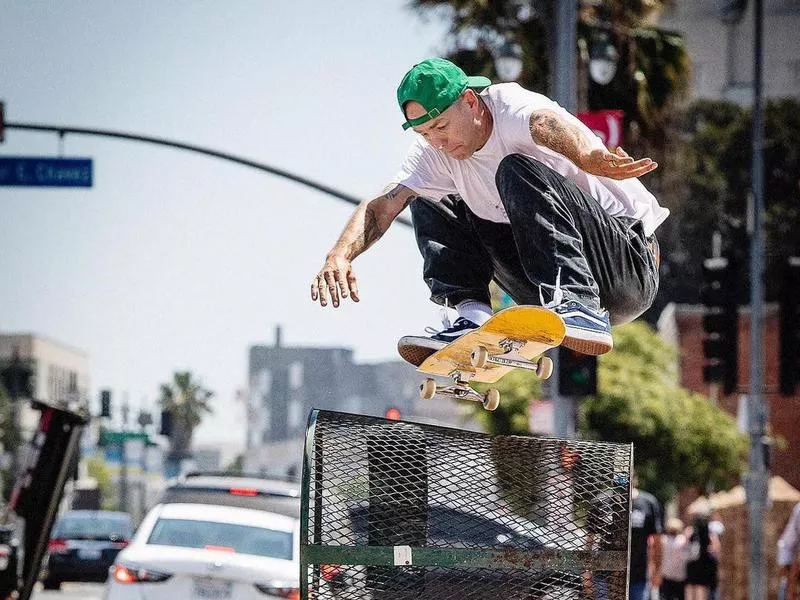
xmin=0 ymin=156 xmax=92 ymax=187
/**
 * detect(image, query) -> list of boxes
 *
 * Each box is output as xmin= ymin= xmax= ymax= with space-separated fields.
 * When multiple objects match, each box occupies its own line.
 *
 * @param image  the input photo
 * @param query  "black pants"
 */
xmin=661 ymin=578 xmax=685 ymax=600
xmin=409 ymin=154 xmax=659 ymax=325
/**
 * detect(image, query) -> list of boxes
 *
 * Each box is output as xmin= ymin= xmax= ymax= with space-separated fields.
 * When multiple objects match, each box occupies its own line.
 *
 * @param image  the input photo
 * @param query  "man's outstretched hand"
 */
xmin=582 ymin=146 xmax=657 ymax=180
xmin=311 ymin=255 xmax=360 ymax=308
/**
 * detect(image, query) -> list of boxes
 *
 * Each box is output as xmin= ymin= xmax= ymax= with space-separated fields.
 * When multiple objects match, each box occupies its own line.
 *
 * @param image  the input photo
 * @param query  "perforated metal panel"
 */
xmin=301 ymin=410 xmax=633 ymax=600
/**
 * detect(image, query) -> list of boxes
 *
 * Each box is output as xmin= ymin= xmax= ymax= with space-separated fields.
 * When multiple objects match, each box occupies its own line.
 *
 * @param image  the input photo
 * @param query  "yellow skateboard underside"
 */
xmin=418 ymin=306 xmax=566 ymax=384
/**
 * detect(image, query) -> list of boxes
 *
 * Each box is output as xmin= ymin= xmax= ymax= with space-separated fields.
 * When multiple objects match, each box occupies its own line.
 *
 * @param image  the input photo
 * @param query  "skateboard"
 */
xmin=417 ymin=306 xmax=566 ymax=411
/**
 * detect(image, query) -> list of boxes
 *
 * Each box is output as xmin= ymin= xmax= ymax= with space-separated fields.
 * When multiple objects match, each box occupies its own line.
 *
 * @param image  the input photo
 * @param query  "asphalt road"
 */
xmin=31 ymin=582 xmax=105 ymax=599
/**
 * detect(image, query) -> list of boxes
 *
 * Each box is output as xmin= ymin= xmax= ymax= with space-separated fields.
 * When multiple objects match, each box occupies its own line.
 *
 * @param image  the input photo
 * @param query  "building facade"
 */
xmin=658 ymin=0 xmax=800 ymax=102
xmin=659 ymin=303 xmax=800 ymax=492
xmin=243 ymin=327 xmax=473 ymax=477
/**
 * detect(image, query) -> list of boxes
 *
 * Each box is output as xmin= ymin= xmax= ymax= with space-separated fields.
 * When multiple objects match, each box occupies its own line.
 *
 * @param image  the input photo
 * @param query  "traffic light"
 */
xmin=385 ymin=407 xmax=401 ymax=421
xmin=779 ymin=257 xmax=800 ymax=395
xmin=100 ymin=389 xmax=112 ymax=418
xmin=159 ymin=409 xmax=173 ymax=437
xmin=0 ymin=356 xmax=34 ymax=399
xmin=558 ymin=347 xmax=597 ymax=397
xmin=700 ymin=256 xmax=739 ymax=394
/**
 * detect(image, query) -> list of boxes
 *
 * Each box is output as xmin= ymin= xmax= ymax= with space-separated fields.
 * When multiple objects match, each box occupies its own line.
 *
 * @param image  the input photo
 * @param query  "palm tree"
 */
xmin=158 ymin=371 xmax=213 ymax=460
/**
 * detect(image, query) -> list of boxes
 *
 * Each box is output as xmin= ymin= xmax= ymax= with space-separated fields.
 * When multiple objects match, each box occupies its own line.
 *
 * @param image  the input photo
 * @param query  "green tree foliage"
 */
xmin=580 ymin=321 xmax=747 ymax=503
xmin=473 ymin=321 xmax=746 ymax=504
xmin=473 ymin=367 xmax=544 ymax=436
xmin=657 ymin=98 xmax=800 ymax=306
xmin=0 ymin=386 xmax=21 ymax=501
xmin=86 ymin=456 xmax=116 ymax=511
xmin=224 ymin=454 xmax=245 ymax=475
xmin=158 ymin=371 xmax=213 ymax=459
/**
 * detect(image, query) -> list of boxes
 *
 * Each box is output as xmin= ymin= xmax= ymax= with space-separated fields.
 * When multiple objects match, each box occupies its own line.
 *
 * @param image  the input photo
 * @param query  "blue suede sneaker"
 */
xmin=552 ymin=300 xmax=613 ymax=355
xmin=397 ymin=317 xmax=480 ymax=367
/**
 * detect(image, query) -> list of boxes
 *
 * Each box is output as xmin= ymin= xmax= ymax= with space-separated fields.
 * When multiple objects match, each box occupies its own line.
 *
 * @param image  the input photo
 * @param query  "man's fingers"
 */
xmin=323 ymin=271 xmax=340 ymax=307
xmin=336 ymin=271 xmax=349 ymax=299
xmin=347 ymin=271 xmax=360 ymax=302
xmin=610 ymin=161 xmax=658 ymax=179
xmin=605 ymin=153 xmax=634 ymax=166
xmin=315 ymin=276 xmax=329 ymax=307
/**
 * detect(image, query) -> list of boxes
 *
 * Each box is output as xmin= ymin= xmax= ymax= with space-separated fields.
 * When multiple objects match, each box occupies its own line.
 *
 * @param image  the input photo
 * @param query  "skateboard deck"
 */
xmin=417 ymin=306 xmax=566 ymax=409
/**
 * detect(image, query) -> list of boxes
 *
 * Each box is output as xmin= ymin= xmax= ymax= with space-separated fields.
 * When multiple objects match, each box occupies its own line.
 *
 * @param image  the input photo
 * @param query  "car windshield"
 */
xmin=147 ymin=518 xmax=294 ymax=560
xmin=53 ymin=514 xmax=133 ymax=540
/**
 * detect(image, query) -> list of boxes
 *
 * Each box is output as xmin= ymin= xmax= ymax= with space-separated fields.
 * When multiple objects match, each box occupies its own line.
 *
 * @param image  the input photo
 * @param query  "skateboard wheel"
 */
xmin=471 ymin=345 xmax=489 ymax=369
xmin=483 ymin=389 xmax=500 ymax=411
xmin=420 ymin=378 xmax=437 ymax=400
xmin=537 ymin=356 xmax=554 ymax=380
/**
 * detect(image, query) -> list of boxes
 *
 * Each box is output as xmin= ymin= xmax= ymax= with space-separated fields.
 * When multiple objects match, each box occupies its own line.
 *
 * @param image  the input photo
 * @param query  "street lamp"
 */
xmin=495 ymin=40 xmax=523 ymax=82
xmin=588 ymin=29 xmax=618 ymax=85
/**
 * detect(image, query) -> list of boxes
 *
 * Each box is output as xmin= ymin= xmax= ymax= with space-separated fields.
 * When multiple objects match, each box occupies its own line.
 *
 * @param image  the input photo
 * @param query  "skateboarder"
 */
xmin=312 ymin=57 xmax=666 ymax=363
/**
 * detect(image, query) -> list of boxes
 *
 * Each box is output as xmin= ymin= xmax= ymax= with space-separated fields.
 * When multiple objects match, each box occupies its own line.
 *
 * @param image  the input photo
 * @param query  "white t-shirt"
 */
xmin=391 ymin=83 xmax=669 ymax=237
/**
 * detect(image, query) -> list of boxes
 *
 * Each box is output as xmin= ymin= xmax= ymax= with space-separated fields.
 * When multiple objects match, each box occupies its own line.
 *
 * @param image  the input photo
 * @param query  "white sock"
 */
xmin=456 ymin=300 xmax=493 ymax=326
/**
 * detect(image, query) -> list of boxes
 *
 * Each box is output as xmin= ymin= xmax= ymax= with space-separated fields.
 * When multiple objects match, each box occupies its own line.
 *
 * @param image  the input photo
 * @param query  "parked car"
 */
xmin=156 ymin=472 xmax=300 ymax=517
xmin=43 ymin=510 xmax=134 ymax=590
xmin=104 ymin=502 xmax=299 ymax=600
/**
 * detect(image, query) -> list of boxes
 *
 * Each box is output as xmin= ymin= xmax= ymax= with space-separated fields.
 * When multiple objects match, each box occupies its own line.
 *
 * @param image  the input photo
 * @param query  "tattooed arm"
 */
xmin=311 ymin=184 xmax=416 ymax=308
xmin=529 ymin=109 xmax=657 ymax=180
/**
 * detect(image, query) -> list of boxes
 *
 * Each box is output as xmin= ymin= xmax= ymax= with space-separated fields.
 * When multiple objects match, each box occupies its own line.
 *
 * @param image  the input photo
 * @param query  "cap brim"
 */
xmin=466 ymin=75 xmax=492 ymax=90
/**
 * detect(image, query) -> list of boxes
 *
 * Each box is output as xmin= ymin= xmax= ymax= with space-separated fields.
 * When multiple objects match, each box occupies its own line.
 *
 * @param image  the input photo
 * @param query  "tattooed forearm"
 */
xmin=351 ymin=205 xmax=383 ymax=255
xmin=529 ymin=110 xmax=591 ymax=167
xmin=328 ymin=185 xmax=414 ymax=262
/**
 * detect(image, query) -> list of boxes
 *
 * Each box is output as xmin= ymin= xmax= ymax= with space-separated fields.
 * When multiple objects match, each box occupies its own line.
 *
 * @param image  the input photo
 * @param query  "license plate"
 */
xmin=193 ymin=578 xmax=232 ymax=599
xmin=77 ymin=549 xmax=101 ymax=560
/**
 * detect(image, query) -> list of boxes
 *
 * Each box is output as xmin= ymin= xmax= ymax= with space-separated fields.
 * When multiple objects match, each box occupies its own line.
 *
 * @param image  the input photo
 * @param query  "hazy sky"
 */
xmin=0 ymin=2 xmax=452 ymax=453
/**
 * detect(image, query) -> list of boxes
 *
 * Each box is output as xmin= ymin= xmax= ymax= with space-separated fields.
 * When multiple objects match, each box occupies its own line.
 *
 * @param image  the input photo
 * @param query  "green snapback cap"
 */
xmin=397 ymin=57 xmax=491 ymax=130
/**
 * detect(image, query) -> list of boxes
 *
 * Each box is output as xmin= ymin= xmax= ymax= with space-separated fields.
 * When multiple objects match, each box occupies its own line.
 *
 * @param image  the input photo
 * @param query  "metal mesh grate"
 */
xmin=301 ymin=410 xmax=632 ymax=600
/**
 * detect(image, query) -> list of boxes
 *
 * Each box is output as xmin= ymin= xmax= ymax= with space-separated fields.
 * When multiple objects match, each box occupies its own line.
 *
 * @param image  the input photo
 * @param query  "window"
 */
xmin=53 ymin=513 xmax=134 ymax=540
xmin=289 ymin=362 xmax=303 ymax=390
xmin=789 ymin=59 xmax=800 ymax=86
xmin=147 ymin=518 xmax=293 ymax=560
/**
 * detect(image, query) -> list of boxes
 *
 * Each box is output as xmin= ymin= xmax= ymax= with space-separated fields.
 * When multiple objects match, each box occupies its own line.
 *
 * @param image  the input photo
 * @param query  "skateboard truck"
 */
xmin=470 ymin=341 xmax=554 ymax=379
xmin=419 ymin=370 xmax=500 ymax=411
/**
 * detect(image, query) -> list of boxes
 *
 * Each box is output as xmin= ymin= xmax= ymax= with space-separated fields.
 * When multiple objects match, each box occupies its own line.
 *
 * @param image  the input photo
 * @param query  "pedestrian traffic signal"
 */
xmin=700 ymin=256 xmax=739 ymax=394
xmin=779 ymin=257 xmax=800 ymax=396
xmin=100 ymin=389 xmax=112 ymax=418
xmin=558 ymin=347 xmax=597 ymax=397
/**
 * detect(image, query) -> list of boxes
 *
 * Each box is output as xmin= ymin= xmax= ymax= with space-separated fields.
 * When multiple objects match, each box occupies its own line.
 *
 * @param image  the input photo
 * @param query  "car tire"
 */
xmin=42 ymin=579 xmax=61 ymax=590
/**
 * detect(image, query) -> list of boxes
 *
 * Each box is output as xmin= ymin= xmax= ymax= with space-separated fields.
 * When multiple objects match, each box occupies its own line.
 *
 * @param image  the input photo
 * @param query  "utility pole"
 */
xmin=551 ymin=0 xmax=578 ymax=439
xmin=118 ymin=394 xmax=129 ymax=513
xmin=137 ymin=408 xmax=152 ymax=522
xmin=747 ymin=0 xmax=767 ymax=598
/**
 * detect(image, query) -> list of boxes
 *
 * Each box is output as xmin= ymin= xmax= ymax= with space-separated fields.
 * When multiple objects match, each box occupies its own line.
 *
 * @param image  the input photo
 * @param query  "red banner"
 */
xmin=577 ymin=110 xmax=624 ymax=149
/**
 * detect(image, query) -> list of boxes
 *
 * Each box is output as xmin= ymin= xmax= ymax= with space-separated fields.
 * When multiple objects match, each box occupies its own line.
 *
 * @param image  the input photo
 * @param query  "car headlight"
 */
xmin=254 ymin=582 xmax=299 ymax=599
xmin=110 ymin=564 xmax=172 ymax=584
